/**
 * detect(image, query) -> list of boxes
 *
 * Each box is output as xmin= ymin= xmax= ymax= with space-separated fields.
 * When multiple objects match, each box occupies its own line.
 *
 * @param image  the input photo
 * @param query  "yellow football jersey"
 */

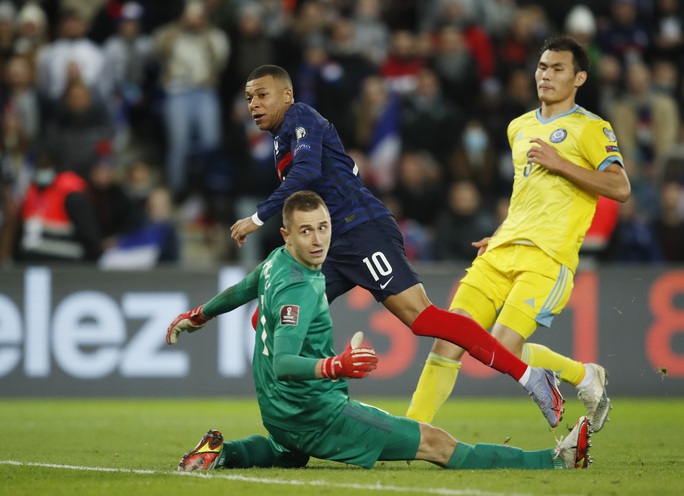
xmin=488 ymin=105 xmax=624 ymax=271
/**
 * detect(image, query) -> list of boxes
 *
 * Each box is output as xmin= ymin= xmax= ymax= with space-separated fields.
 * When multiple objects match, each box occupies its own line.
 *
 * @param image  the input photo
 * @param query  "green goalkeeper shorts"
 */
xmin=265 ymin=399 xmax=421 ymax=469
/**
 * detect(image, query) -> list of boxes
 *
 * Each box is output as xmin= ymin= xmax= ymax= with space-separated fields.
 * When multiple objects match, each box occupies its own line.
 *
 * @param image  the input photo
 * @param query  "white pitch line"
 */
xmin=0 ymin=460 xmax=538 ymax=496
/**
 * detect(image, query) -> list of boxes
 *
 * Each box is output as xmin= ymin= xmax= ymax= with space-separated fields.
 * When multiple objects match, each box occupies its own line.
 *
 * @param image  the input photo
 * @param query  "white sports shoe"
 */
xmin=577 ymin=363 xmax=611 ymax=432
xmin=553 ymin=416 xmax=592 ymax=469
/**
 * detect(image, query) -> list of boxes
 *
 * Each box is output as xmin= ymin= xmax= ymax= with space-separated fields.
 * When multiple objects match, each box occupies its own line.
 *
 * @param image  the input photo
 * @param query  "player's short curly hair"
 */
xmin=540 ymin=36 xmax=589 ymax=74
xmin=283 ymin=191 xmax=328 ymax=229
xmin=246 ymin=64 xmax=293 ymax=87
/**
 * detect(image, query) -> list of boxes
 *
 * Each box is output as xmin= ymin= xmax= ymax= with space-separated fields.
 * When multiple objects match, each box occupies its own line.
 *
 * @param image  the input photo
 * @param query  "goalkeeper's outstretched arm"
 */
xmin=166 ymin=261 xmax=265 ymax=345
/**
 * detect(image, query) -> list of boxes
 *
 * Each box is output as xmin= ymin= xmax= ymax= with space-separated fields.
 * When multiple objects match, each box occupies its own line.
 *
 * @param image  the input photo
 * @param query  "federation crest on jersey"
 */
xmin=603 ymin=127 xmax=617 ymax=142
xmin=295 ymin=127 xmax=307 ymax=140
xmin=549 ymin=129 xmax=567 ymax=143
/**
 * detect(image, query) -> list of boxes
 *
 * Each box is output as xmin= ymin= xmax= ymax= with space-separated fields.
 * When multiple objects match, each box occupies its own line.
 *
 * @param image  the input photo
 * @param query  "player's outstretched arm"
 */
xmin=166 ymin=261 xmax=264 ymax=345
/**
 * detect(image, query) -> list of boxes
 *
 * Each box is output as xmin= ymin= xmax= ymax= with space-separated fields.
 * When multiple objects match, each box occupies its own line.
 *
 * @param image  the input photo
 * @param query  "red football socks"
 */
xmin=411 ymin=305 xmax=527 ymax=380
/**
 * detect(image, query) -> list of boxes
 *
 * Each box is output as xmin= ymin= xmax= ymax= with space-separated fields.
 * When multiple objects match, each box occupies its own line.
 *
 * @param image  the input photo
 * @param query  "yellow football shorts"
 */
xmin=450 ymin=244 xmax=574 ymax=340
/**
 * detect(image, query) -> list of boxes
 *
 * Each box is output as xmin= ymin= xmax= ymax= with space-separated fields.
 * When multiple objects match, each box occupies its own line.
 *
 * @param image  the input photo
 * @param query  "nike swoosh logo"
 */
xmin=380 ymin=277 xmax=394 ymax=289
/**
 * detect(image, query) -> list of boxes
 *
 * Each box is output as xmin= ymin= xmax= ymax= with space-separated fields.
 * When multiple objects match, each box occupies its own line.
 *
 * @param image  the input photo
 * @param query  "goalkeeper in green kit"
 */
xmin=166 ymin=191 xmax=591 ymax=471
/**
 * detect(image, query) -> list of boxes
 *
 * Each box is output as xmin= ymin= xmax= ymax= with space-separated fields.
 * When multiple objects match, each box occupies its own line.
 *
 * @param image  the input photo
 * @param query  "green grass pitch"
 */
xmin=1 ymin=397 xmax=683 ymax=496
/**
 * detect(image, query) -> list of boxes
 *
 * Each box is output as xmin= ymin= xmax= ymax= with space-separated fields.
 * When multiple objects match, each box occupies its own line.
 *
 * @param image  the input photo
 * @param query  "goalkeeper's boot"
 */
xmin=177 ymin=429 xmax=224 ymax=471
xmin=578 ymin=363 xmax=611 ymax=432
xmin=553 ymin=416 xmax=592 ymax=469
xmin=525 ymin=367 xmax=565 ymax=428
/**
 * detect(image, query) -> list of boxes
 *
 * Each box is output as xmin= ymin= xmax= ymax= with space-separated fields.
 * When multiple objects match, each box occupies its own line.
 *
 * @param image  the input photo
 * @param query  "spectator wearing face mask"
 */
xmin=15 ymin=154 xmax=102 ymax=263
xmin=450 ymin=119 xmax=498 ymax=199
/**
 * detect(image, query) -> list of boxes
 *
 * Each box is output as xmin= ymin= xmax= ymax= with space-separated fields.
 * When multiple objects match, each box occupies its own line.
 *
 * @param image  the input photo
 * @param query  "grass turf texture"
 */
xmin=1 ymin=397 xmax=682 ymax=496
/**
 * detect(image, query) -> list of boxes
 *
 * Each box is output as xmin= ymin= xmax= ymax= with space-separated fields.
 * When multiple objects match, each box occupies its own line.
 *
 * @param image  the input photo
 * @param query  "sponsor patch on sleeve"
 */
xmin=605 ymin=145 xmax=620 ymax=153
xmin=280 ymin=305 xmax=300 ymax=326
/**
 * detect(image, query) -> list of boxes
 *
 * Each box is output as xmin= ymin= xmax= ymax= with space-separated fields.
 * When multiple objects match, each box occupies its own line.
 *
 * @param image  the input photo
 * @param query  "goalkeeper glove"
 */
xmin=320 ymin=331 xmax=378 ymax=380
xmin=166 ymin=305 xmax=212 ymax=345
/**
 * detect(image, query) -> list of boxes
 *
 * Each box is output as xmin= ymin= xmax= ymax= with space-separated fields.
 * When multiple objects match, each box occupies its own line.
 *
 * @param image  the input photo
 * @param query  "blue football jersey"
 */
xmin=256 ymin=103 xmax=391 ymax=240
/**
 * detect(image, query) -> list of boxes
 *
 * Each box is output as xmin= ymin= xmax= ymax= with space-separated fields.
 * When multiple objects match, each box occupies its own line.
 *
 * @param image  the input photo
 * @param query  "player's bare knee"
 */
xmin=491 ymin=326 xmax=524 ymax=357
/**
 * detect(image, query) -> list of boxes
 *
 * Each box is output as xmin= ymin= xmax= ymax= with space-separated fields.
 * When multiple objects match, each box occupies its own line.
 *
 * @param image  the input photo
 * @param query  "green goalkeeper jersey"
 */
xmin=253 ymin=246 xmax=348 ymax=432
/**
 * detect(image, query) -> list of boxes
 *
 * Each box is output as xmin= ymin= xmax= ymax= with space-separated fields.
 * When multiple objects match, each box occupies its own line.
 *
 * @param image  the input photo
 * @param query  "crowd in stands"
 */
xmin=0 ymin=0 xmax=683 ymax=268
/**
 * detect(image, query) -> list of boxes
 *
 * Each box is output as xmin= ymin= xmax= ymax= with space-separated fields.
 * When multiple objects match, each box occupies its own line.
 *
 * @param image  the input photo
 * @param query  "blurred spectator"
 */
xmin=391 ymin=150 xmax=445 ymax=228
xmin=13 ymin=2 xmax=49 ymax=66
xmin=564 ymin=4 xmax=602 ymax=114
xmin=15 ymin=154 xmax=102 ymax=263
xmin=321 ymin=16 xmax=377 ymax=142
xmin=649 ymin=0 xmax=684 ymax=62
xmin=87 ymin=153 xmax=139 ymax=243
xmin=609 ymin=60 xmax=680 ymax=175
xmin=227 ymin=2 xmax=275 ymax=97
xmin=434 ymin=179 xmax=497 ymax=261
xmin=1 ymin=54 xmax=41 ymax=149
xmin=597 ymin=0 xmax=650 ymax=67
xmin=0 ymin=164 xmax=16 ymax=264
xmin=661 ymin=127 xmax=684 ymax=183
xmin=494 ymin=5 xmax=548 ymax=78
xmin=42 ymin=81 xmax=114 ymax=179
xmin=400 ymin=67 xmax=463 ymax=169
xmin=121 ymin=159 xmax=160 ymax=220
xmin=450 ymin=119 xmax=498 ymax=197
xmin=293 ymin=42 xmax=328 ymax=108
xmin=98 ymin=185 xmax=180 ymax=269
xmin=475 ymin=0 xmax=518 ymax=40
xmin=382 ymin=192 xmax=434 ymax=261
xmin=288 ymin=0 xmax=329 ymax=50
xmin=651 ymin=58 xmax=679 ymax=98
xmin=427 ymin=0 xmax=495 ymax=83
xmin=351 ymin=75 xmax=401 ymax=192
xmin=653 ymin=180 xmax=684 ymax=262
xmin=596 ymin=54 xmax=623 ymax=117
xmin=35 ymin=8 xmax=105 ymax=103
xmin=351 ymin=0 xmax=390 ymax=67
xmin=0 ymin=1 xmax=15 ymax=59
xmin=60 ymin=0 xmax=108 ymax=25
xmin=428 ymin=24 xmax=480 ymax=112
xmin=607 ymin=196 xmax=662 ymax=263
xmin=100 ymin=1 xmax=153 ymax=153
xmin=153 ymin=0 xmax=229 ymax=201
xmin=380 ymin=29 xmax=426 ymax=95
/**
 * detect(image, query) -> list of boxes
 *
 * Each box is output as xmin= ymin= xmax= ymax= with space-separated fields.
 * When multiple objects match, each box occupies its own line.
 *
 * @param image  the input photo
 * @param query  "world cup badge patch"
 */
xmin=550 ymin=129 xmax=567 ymax=143
xmin=280 ymin=305 xmax=300 ymax=326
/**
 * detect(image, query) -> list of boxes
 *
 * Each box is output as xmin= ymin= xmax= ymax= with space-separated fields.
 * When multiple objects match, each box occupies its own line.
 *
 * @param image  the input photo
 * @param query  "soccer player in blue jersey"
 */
xmin=226 ymin=64 xmax=564 ymax=428
xmin=169 ymin=191 xmax=591 ymax=472
xmin=407 ymin=37 xmax=631 ymax=431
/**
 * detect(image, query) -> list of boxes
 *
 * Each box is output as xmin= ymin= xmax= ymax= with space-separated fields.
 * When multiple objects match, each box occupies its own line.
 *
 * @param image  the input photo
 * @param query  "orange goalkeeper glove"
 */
xmin=320 ymin=332 xmax=378 ymax=379
xmin=166 ymin=305 xmax=213 ymax=345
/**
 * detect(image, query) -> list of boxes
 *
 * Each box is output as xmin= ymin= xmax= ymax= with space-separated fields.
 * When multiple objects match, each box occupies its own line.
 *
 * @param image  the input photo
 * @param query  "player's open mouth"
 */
xmin=253 ymin=114 xmax=265 ymax=123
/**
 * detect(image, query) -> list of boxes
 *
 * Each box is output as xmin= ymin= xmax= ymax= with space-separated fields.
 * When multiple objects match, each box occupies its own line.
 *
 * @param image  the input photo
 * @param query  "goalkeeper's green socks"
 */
xmin=447 ymin=442 xmax=559 ymax=469
xmin=217 ymin=435 xmax=276 ymax=468
xmin=217 ymin=435 xmax=309 ymax=469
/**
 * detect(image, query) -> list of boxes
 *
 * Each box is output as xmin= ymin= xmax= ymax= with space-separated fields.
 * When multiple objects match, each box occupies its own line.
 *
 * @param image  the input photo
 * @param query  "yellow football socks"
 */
xmin=406 ymin=352 xmax=461 ymax=423
xmin=522 ymin=343 xmax=585 ymax=386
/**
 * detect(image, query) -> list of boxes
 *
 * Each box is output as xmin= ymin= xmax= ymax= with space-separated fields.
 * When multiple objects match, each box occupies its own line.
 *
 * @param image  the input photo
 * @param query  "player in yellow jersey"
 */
xmin=407 ymin=36 xmax=631 ymax=432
